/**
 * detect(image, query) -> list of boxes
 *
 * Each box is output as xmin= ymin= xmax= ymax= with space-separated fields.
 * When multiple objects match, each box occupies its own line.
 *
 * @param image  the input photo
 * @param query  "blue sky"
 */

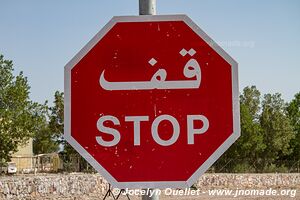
xmin=1 ymin=0 xmax=299 ymax=104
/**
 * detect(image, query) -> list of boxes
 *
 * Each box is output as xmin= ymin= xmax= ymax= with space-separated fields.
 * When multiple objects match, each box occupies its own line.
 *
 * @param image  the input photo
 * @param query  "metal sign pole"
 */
xmin=139 ymin=0 xmax=156 ymax=15
xmin=138 ymin=2 xmax=159 ymax=200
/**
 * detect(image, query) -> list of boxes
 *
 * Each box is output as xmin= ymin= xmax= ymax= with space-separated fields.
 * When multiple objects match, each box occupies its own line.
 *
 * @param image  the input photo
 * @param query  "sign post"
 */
xmin=139 ymin=0 xmax=159 ymax=199
xmin=139 ymin=0 xmax=156 ymax=15
xmin=64 ymin=2 xmax=240 ymax=199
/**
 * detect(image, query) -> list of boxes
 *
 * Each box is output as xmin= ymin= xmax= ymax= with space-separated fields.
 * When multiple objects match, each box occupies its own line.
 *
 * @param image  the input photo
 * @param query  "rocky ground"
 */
xmin=0 ymin=173 xmax=299 ymax=199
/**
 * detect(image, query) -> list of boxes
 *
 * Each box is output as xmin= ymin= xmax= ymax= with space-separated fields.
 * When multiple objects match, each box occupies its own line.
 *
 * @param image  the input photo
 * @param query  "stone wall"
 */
xmin=195 ymin=173 xmax=300 ymax=189
xmin=0 ymin=173 xmax=299 ymax=199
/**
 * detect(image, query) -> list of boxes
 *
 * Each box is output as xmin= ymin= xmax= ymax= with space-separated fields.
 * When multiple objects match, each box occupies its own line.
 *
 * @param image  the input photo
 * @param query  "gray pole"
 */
xmin=139 ymin=0 xmax=156 ymax=15
xmin=138 ymin=2 xmax=159 ymax=199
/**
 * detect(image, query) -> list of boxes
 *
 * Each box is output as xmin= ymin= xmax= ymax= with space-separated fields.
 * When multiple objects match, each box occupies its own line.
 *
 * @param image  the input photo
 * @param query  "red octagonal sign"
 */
xmin=64 ymin=15 xmax=240 ymax=188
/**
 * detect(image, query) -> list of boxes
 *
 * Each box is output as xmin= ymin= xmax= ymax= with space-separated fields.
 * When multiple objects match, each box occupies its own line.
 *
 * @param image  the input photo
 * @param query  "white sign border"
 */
xmin=64 ymin=14 xmax=240 ymax=189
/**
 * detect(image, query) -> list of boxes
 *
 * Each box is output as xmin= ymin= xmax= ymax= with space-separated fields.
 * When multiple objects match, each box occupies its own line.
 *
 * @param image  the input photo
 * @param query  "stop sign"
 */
xmin=64 ymin=15 xmax=240 ymax=188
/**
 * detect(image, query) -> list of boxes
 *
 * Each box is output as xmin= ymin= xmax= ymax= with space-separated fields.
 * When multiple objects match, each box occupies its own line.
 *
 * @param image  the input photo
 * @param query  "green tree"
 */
xmin=236 ymin=86 xmax=265 ymax=171
xmin=49 ymin=91 xmax=77 ymax=156
xmin=49 ymin=91 xmax=64 ymax=141
xmin=32 ymin=103 xmax=59 ymax=154
xmin=49 ymin=91 xmax=76 ymax=156
xmin=49 ymin=91 xmax=92 ymax=172
xmin=49 ymin=92 xmax=75 ymax=166
xmin=214 ymin=86 xmax=265 ymax=172
xmin=0 ymin=54 xmax=39 ymax=161
xmin=286 ymin=92 xmax=300 ymax=161
xmin=260 ymin=93 xmax=295 ymax=170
